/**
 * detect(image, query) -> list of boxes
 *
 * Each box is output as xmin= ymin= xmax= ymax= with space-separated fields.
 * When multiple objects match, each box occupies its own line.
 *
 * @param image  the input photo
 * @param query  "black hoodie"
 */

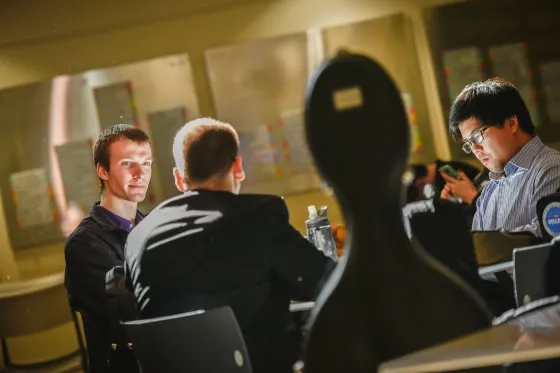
xmin=125 ymin=189 xmax=334 ymax=373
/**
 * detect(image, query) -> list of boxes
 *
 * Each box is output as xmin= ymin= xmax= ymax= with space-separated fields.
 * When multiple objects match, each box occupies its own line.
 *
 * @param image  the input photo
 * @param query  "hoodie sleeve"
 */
xmin=65 ymin=228 xmax=120 ymax=320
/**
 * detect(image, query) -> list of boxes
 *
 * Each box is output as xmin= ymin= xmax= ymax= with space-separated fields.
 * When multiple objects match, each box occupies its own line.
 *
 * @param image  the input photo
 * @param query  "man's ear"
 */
xmin=233 ymin=156 xmax=245 ymax=182
xmin=507 ymin=115 xmax=519 ymax=133
xmin=96 ymin=163 xmax=109 ymax=183
xmin=173 ymin=167 xmax=186 ymax=193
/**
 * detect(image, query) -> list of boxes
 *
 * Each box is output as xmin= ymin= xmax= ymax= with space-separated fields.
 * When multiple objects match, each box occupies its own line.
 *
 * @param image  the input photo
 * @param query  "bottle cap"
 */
xmin=307 ymin=205 xmax=318 ymax=219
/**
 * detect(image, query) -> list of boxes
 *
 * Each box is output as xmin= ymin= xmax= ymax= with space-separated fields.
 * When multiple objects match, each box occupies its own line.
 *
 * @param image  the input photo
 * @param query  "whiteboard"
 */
xmin=93 ymin=81 xmax=139 ymax=130
xmin=9 ymin=168 xmax=57 ymax=229
xmin=205 ymin=33 xmax=309 ymax=131
xmin=204 ymin=33 xmax=322 ymax=195
xmin=489 ymin=42 xmax=540 ymax=127
xmin=55 ymin=138 xmax=99 ymax=212
xmin=147 ymin=106 xmax=188 ymax=199
xmin=442 ymin=46 xmax=484 ymax=103
xmin=541 ymin=60 xmax=560 ymax=124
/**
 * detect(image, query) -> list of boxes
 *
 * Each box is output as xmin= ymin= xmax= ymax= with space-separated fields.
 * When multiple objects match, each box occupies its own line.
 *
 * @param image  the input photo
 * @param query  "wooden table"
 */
xmin=0 ymin=272 xmax=64 ymax=299
xmin=379 ymin=307 xmax=560 ymax=372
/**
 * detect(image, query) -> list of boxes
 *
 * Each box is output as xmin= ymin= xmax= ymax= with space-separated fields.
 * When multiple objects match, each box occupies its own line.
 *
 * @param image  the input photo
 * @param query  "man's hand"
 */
xmin=440 ymin=169 xmax=478 ymax=205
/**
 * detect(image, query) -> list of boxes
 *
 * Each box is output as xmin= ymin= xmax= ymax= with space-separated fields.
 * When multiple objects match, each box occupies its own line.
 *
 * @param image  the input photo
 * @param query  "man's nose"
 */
xmin=132 ymin=164 xmax=145 ymax=179
xmin=471 ymin=142 xmax=483 ymax=153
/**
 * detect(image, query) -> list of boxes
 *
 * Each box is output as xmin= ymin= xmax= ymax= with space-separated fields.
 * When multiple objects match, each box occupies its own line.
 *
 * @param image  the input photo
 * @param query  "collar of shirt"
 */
xmin=489 ymin=136 xmax=545 ymax=180
xmin=100 ymin=206 xmax=143 ymax=232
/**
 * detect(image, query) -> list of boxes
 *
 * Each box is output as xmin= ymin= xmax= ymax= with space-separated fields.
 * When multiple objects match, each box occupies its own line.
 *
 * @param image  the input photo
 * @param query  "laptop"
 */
xmin=513 ymin=242 xmax=554 ymax=307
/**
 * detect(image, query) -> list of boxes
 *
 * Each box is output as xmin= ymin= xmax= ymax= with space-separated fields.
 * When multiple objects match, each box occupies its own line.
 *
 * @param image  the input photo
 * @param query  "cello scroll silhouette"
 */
xmin=301 ymin=52 xmax=503 ymax=372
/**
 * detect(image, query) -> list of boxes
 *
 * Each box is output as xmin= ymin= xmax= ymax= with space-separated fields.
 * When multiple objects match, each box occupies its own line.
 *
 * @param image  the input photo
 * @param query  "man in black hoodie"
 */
xmin=125 ymin=118 xmax=334 ymax=373
xmin=65 ymin=124 xmax=152 ymax=373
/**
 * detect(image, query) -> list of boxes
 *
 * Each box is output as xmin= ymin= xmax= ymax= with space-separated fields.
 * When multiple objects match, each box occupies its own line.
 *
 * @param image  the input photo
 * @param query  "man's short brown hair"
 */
xmin=173 ymin=118 xmax=239 ymax=184
xmin=93 ymin=124 xmax=151 ymax=191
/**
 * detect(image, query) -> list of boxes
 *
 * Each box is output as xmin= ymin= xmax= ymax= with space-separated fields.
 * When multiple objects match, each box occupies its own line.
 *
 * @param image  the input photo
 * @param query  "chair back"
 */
xmin=122 ymin=306 xmax=251 ymax=373
xmin=72 ymin=309 xmax=90 ymax=372
xmin=404 ymin=199 xmax=482 ymax=294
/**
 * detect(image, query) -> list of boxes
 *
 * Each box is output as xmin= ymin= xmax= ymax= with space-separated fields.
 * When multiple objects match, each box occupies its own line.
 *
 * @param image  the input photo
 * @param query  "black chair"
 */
xmin=404 ymin=199 xmax=516 ymax=315
xmin=404 ymin=199 xmax=482 ymax=293
xmin=71 ymin=308 xmax=90 ymax=373
xmin=537 ymin=191 xmax=560 ymax=242
xmin=121 ymin=306 xmax=252 ymax=373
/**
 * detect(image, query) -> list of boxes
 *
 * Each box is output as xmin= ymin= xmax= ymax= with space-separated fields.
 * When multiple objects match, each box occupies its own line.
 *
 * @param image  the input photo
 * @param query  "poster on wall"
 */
xmin=93 ymin=81 xmax=139 ymax=130
xmin=147 ymin=106 xmax=188 ymax=199
xmin=238 ymin=124 xmax=282 ymax=187
xmin=540 ymin=60 xmax=560 ymax=124
xmin=237 ymin=120 xmax=321 ymax=196
xmin=489 ymin=42 xmax=540 ymax=126
xmin=401 ymin=93 xmax=423 ymax=153
xmin=10 ymin=168 xmax=58 ymax=229
xmin=204 ymin=33 xmax=308 ymax=133
xmin=279 ymin=110 xmax=315 ymax=175
xmin=55 ymin=139 xmax=99 ymax=212
xmin=204 ymin=33 xmax=322 ymax=196
xmin=442 ymin=46 xmax=485 ymax=104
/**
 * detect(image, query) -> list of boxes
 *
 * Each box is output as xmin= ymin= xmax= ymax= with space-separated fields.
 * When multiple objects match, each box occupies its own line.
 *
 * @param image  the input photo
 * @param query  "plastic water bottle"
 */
xmin=305 ymin=205 xmax=338 ymax=261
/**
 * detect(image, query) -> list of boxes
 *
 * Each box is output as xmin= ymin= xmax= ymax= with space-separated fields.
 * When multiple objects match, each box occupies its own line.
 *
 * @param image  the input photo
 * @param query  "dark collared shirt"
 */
xmin=100 ymin=206 xmax=143 ymax=232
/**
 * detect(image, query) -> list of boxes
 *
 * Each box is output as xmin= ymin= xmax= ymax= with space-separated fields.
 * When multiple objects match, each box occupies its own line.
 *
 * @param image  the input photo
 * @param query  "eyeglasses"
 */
xmin=462 ymin=126 xmax=489 ymax=154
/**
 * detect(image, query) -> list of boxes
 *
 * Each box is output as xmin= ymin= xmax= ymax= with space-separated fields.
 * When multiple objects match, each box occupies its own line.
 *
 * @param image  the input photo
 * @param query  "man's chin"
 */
xmin=486 ymin=165 xmax=503 ymax=174
xmin=128 ymin=193 xmax=147 ymax=203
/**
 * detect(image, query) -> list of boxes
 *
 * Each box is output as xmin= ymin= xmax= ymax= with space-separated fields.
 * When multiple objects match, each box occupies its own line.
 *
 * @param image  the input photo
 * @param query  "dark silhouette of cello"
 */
xmin=301 ymin=52 xmax=503 ymax=373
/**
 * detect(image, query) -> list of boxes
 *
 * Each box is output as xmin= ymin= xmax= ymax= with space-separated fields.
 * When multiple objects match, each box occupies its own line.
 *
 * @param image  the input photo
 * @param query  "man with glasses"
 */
xmin=444 ymin=77 xmax=560 ymax=236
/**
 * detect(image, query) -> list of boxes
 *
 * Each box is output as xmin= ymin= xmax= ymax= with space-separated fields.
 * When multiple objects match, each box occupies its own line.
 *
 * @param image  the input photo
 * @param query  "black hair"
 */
xmin=449 ymin=77 xmax=535 ymax=141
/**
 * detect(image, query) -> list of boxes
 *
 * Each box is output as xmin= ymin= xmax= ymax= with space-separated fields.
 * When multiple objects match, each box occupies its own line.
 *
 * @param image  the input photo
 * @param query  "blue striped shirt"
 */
xmin=472 ymin=136 xmax=560 ymax=237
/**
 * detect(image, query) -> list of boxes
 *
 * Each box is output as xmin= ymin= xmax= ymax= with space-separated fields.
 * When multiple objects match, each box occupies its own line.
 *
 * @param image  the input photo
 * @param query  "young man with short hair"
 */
xmin=125 ymin=118 xmax=334 ymax=373
xmin=444 ymin=78 xmax=560 ymax=236
xmin=65 ymin=124 xmax=152 ymax=373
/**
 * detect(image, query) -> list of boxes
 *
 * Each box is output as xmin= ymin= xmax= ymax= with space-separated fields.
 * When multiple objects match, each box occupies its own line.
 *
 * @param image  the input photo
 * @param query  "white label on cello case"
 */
xmin=333 ymin=86 xmax=363 ymax=111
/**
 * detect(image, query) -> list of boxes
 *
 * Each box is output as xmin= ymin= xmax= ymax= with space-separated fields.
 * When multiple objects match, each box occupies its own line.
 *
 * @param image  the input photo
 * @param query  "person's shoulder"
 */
xmin=142 ymin=190 xmax=290 ymax=224
xmin=64 ymin=217 xmax=105 ymax=260
xmin=156 ymin=191 xmax=193 ymax=208
xmin=65 ymin=215 xmax=108 ymax=246
xmin=134 ymin=192 xmax=193 ymax=225
xmin=535 ymin=145 xmax=560 ymax=171
xmin=528 ymin=145 xmax=560 ymax=191
xmin=237 ymin=193 xmax=289 ymax=221
xmin=127 ymin=193 xmax=197 ymax=243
